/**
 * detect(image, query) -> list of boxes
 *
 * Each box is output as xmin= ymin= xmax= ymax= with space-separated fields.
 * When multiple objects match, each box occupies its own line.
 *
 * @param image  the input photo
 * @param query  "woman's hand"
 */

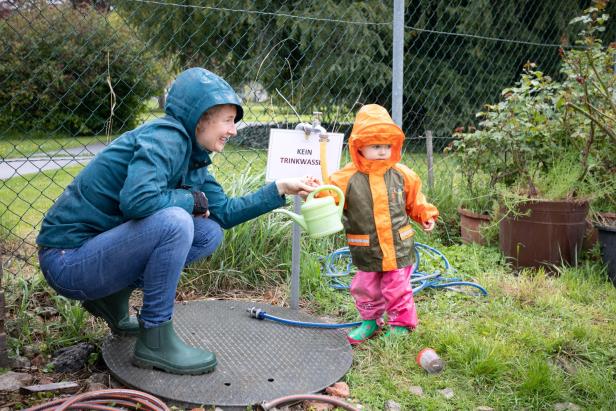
xmin=422 ymin=219 xmax=436 ymax=232
xmin=276 ymin=176 xmax=321 ymax=199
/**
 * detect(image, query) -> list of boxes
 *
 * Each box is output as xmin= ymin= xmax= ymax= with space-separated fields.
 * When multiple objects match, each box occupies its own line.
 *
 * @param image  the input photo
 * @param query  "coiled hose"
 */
xmin=250 ymin=242 xmax=487 ymax=329
xmin=24 ymin=389 xmax=170 ymax=411
xmin=24 ymin=388 xmax=358 ymax=411
xmin=322 ymin=243 xmax=488 ymax=296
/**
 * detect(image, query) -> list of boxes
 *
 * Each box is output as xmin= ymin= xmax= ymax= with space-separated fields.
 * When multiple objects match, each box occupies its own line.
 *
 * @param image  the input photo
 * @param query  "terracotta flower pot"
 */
xmin=458 ymin=207 xmax=491 ymax=245
xmin=499 ymin=199 xmax=589 ymax=269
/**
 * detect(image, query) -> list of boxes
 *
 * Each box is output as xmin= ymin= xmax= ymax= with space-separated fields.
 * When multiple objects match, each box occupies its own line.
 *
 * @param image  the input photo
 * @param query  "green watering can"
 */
xmin=274 ymin=185 xmax=345 ymax=238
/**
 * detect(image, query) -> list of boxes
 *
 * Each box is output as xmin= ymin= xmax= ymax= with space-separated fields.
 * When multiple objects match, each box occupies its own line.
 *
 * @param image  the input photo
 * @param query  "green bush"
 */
xmin=0 ymin=4 xmax=163 ymax=135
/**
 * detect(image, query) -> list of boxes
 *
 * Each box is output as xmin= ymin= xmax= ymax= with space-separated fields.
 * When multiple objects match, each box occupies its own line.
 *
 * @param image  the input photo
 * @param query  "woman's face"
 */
xmin=195 ymin=105 xmax=238 ymax=153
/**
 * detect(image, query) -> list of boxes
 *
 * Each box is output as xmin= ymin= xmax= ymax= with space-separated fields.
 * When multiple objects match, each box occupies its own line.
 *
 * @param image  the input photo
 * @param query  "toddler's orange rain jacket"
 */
xmin=329 ymin=104 xmax=439 ymax=272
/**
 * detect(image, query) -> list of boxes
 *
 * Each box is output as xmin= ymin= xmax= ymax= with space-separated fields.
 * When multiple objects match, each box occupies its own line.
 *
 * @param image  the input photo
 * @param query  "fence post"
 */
xmin=290 ymin=196 xmax=301 ymax=310
xmin=392 ymin=0 xmax=404 ymax=127
xmin=0 ymin=252 xmax=8 ymax=368
xmin=426 ymin=130 xmax=434 ymax=190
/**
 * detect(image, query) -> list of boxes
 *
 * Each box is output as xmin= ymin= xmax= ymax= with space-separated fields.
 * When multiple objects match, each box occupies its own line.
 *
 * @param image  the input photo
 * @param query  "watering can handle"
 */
xmin=307 ymin=185 xmax=345 ymax=217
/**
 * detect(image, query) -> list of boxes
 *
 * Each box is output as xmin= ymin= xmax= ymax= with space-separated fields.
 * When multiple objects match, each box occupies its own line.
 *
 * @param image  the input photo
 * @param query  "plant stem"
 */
xmin=567 ymin=102 xmax=616 ymax=142
xmin=587 ymin=48 xmax=616 ymax=114
xmin=579 ymin=77 xmax=595 ymax=182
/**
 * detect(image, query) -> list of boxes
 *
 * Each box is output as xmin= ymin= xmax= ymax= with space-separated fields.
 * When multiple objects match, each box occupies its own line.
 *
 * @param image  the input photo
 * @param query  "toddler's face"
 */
xmin=359 ymin=144 xmax=392 ymax=160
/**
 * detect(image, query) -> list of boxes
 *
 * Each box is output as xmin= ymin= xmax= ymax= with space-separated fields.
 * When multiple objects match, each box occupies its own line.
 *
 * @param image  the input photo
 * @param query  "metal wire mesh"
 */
xmin=1 ymin=0 xmax=613 ymax=275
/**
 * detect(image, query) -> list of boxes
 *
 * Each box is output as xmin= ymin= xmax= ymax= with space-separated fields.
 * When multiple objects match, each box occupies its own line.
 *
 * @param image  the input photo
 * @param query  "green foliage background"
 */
xmin=113 ymin=0 xmax=616 ymax=137
xmin=0 ymin=5 xmax=163 ymax=135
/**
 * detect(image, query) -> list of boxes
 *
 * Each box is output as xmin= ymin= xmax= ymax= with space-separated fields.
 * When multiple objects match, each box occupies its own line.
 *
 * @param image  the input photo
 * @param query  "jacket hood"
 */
xmin=165 ymin=67 xmax=243 ymax=156
xmin=348 ymin=104 xmax=404 ymax=174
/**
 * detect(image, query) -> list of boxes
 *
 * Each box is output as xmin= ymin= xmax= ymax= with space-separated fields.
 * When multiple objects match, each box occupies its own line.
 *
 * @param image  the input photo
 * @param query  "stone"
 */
xmin=86 ymin=382 xmax=107 ymax=392
xmin=87 ymin=373 xmax=108 ymax=385
xmin=9 ymin=355 xmax=30 ymax=369
xmin=30 ymin=354 xmax=46 ymax=368
xmin=384 ymin=400 xmax=401 ymax=411
xmin=0 ymin=371 xmax=34 ymax=392
xmin=325 ymin=381 xmax=350 ymax=398
xmin=554 ymin=403 xmax=581 ymax=411
xmin=475 ymin=407 xmax=495 ymax=411
xmin=50 ymin=342 xmax=95 ymax=372
xmin=409 ymin=385 xmax=423 ymax=396
xmin=302 ymin=400 xmax=333 ymax=410
xmin=37 ymin=376 xmax=54 ymax=385
xmin=439 ymin=388 xmax=455 ymax=399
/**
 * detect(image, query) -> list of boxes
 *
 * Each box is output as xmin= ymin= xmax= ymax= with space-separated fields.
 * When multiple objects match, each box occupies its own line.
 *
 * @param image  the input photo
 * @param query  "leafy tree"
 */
xmin=0 ymin=2 xmax=163 ymax=135
xmin=401 ymin=0 xmax=596 ymax=137
xmin=113 ymin=0 xmax=613 ymax=136
xmin=113 ymin=0 xmax=391 ymax=122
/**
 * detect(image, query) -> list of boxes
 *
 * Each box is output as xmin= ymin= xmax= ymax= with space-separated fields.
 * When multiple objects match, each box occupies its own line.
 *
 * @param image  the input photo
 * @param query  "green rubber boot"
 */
xmin=132 ymin=319 xmax=217 ymax=375
xmin=347 ymin=319 xmax=380 ymax=345
xmin=82 ymin=288 xmax=139 ymax=336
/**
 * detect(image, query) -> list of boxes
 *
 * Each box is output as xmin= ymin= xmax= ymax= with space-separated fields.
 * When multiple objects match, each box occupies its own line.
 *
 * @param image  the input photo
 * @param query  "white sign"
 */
xmin=266 ymin=129 xmax=344 ymax=182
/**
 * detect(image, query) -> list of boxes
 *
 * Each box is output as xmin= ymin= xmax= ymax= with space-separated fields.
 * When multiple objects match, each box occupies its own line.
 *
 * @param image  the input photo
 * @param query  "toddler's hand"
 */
xmin=422 ymin=219 xmax=436 ymax=232
xmin=302 ymin=176 xmax=321 ymax=188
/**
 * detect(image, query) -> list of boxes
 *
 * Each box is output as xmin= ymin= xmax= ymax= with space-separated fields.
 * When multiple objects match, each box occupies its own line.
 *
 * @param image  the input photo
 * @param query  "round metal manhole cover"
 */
xmin=102 ymin=300 xmax=353 ymax=408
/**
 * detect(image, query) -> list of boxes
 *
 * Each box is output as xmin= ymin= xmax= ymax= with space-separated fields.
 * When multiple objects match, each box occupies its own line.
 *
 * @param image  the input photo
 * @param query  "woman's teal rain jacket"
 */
xmin=37 ymin=68 xmax=285 ymax=249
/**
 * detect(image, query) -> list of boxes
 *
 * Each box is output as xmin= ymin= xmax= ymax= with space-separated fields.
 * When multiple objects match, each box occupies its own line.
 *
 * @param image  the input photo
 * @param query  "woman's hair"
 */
xmin=196 ymin=104 xmax=228 ymax=134
xmin=199 ymin=105 xmax=226 ymax=123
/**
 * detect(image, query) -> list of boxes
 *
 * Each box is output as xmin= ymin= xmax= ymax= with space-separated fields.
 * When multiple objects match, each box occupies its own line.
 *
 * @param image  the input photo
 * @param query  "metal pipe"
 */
xmin=392 ymin=0 xmax=405 ymax=127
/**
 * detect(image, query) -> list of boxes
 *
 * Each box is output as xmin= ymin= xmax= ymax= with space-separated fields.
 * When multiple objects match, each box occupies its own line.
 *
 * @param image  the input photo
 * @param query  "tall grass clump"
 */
xmin=181 ymin=167 xmax=338 ymax=295
xmin=3 ymin=271 xmax=105 ymax=360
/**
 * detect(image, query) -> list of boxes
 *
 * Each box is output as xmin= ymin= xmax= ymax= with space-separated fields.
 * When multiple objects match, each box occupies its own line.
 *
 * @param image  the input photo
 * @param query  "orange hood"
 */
xmin=348 ymin=104 xmax=405 ymax=174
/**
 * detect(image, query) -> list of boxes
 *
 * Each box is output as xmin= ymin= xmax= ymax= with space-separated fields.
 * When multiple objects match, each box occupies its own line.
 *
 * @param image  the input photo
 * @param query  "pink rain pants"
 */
xmin=350 ymin=264 xmax=418 ymax=329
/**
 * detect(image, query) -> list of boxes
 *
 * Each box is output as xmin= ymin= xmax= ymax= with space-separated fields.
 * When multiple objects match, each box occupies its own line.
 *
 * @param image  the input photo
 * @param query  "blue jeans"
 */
xmin=38 ymin=207 xmax=223 ymax=328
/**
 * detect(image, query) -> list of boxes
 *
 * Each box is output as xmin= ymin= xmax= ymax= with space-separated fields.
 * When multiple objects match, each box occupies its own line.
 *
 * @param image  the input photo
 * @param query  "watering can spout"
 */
xmin=273 ymin=208 xmax=308 ymax=231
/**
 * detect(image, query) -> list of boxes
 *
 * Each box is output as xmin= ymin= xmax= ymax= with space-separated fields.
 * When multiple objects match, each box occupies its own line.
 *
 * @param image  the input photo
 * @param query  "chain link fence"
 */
xmin=1 ymin=0 xmax=613 ymax=275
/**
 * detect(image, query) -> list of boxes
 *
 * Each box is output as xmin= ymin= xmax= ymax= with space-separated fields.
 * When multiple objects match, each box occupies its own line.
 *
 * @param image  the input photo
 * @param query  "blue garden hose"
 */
xmin=250 ymin=243 xmax=487 ymax=329
xmin=323 ymin=243 xmax=487 ymax=295
xmin=248 ymin=307 xmax=362 ymax=328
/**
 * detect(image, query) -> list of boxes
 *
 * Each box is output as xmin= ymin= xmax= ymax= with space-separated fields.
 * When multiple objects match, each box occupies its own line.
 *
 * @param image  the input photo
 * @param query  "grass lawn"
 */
xmin=323 ymin=245 xmax=616 ymax=410
xmin=0 ymin=101 xmax=354 ymax=159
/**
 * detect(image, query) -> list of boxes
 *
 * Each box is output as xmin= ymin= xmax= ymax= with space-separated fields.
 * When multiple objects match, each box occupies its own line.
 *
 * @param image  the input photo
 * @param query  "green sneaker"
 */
xmin=347 ymin=319 xmax=381 ymax=345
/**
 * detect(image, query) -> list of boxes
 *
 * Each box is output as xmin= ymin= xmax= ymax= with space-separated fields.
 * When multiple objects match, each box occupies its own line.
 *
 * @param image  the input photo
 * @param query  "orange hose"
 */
xmin=24 ymin=388 xmax=170 ymax=411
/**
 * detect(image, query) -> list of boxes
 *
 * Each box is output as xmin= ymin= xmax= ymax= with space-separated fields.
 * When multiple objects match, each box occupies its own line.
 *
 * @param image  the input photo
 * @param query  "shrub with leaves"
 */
xmin=562 ymin=4 xmax=616 ymax=217
xmin=450 ymin=65 xmax=571 ymax=203
xmin=450 ymin=4 xmax=615 ymax=211
xmin=0 ymin=3 xmax=163 ymax=135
